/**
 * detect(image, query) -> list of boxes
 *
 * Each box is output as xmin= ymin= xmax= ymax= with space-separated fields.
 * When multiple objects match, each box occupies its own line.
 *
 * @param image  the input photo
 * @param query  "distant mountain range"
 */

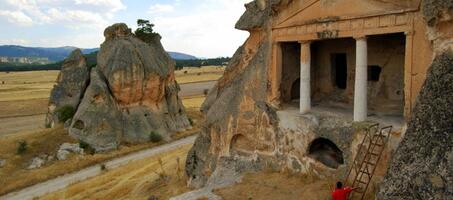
xmin=0 ymin=45 xmax=198 ymax=62
xmin=167 ymin=52 xmax=197 ymax=60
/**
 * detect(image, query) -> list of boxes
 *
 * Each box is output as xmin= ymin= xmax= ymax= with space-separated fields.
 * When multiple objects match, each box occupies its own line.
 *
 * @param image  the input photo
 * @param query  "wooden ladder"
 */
xmin=344 ymin=124 xmax=392 ymax=200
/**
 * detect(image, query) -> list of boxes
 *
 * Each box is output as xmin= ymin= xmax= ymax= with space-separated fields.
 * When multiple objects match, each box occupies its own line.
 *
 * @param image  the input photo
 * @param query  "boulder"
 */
xmin=45 ymin=49 xmax=90 ymax=127
xmin=68 ymin=23 xmax=191 ymax=151
xmin=59 ymin=143 xmax=84 ymax=154
xmin=57 ymin=149 xmax=70 ymax=161
xmin=0 ymin=159 xmax=5 ymax=168
xmin=377 ymin=52 xmax=453 ymax=199
xmin=28 ymin=157 xmax=46 ymax=170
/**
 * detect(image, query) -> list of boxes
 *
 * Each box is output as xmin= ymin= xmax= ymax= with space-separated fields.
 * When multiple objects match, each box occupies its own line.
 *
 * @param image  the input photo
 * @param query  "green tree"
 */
xmin=135 ymin=19 xmax=160 ymax=43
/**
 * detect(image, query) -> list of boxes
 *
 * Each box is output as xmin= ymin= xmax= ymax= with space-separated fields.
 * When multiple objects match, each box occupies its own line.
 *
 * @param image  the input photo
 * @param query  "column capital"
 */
xmin=353 ymin=34 xmax=367 ymax=40
xmin=298 ymin=40 xmax=311 ymax=45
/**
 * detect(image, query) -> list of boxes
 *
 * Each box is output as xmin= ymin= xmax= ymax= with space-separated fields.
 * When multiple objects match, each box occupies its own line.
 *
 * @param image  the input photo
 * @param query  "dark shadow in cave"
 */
xmin=308 ymin=138 xmax=344 ymax=169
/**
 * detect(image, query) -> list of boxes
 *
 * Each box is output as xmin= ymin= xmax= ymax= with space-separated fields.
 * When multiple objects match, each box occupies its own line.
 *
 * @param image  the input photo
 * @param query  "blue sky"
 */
xmin=0 ymin=0 xmax=251 ymax=57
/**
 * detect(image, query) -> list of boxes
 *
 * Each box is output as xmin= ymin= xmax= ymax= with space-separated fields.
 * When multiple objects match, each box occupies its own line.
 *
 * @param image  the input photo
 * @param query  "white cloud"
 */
xmin=148 ymin=4 xmax=175 ymax=14
xmin=0 ymin=0 xmax=124 ymax=28
xmin=46 ymin=8 xmax=108 ymax=29
xmin=0 ymin=10 xmax=33 ymax=26
xmin=74 ymin=0 xmax=126 ymax=13
xmin=151 ymin=0 xmax=251 ymax=57
xmin=0 ymin=38 xmax=30 ymax=45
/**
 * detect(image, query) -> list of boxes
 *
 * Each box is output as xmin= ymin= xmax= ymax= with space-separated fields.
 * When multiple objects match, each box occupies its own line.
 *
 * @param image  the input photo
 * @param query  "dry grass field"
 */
xmin=214 ymin=172 xmax=335 ymax=200
xmin=40 ymin=144 xmax=193 ymax=200
xmin=0 ymin=96 xmax=205 ymax=196
xmin=0 ymin=68 xmax=216 ymax=197
xmin=175 ymin=66 xmax=224 ymax=84
xmin=0 ymin=67 xmax=223 ymax=103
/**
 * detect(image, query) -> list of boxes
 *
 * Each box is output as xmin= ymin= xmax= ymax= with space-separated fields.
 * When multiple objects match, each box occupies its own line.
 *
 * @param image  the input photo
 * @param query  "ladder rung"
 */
xmin=369 ymin=152 xmax=379 ymax=156
xmin=364 ymin=161 xmax=376 ymax=165
xmin=356 ymin=180 xmax=368 ymax=185
xmin=359 ymin=169 xmax=371 ymax=174
xmin=371 ymin=143 xmax=383 ymax=147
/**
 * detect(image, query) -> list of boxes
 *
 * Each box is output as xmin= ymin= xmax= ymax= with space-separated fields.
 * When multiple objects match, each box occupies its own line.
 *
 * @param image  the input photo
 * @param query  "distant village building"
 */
xmin=0 ymin=56 xmax=51 ymax=64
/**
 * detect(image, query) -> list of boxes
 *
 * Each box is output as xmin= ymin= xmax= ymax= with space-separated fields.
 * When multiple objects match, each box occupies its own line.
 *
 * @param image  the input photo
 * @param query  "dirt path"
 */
xmin=0 ymin=135 xmax=197 ymax=200
xmin=179 ymin=80 xmax=216 ymax=97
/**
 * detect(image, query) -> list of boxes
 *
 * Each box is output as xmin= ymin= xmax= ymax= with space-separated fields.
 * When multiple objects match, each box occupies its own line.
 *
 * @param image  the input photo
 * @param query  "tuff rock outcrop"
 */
xmin=185 ymin=0 xmax=452 ymax=192
xmin=185 ymin=0 xmax=282 ymax=188
xmin=45 ymin=49 xmax=90 ymax=127
xmin=47 ymin=23 xmax=191 ymax=152
xmin=377 ymin=52 xmax=453 ymax=199
xmin=377 ymin=4 xmax=453 ymax=199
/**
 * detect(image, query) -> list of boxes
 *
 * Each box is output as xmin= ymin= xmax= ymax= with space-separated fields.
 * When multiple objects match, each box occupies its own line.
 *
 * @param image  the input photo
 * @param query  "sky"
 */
xmin=0 ymin=0 xmax=252 ymax=58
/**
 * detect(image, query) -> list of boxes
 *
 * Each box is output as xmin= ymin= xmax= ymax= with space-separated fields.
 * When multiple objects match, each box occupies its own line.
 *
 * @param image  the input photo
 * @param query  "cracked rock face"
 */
xmin=45 ymin=49 xmax=90 ymax=127
xmin=48 ymin=23 xmax=191 ymax=152
xmin=377 ymin=52 xmax=453 ymax=199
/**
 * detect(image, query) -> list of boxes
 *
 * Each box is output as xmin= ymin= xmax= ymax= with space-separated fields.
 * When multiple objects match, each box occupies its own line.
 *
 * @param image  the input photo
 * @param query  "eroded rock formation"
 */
xmin=185 ymin=0 xmax=452 ymax=193
xmin=47 ymin=23 xmax=191 ymax=151
xmin=46 ymin=49 xmax=90 ymax=127
xmin=186 ymin=0 xmax=282 ymax=188
xmin=377 ymin=4 xmax=453 ymax=199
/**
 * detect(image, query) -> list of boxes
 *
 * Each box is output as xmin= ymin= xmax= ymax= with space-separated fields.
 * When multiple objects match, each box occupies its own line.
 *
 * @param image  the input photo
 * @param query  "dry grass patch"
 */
xmin=0 ymin=68 xmax=220 ymax=102
xmin=176 ymin=66 xmax=224 ymax=84
xmin=0 ymin=71 xmax=59 ymax=101
xmin=214 ymin=171 xmax=336 ymax=200
xmin=0 ymin=97 xmax=205 ymax=196
xmin=0 ymin=98 xmax=48 ymax=118
xmin=40 ymin=144 xmax=192 ymax=200
xmin=182 ymin=95 xmax=206 ymax=109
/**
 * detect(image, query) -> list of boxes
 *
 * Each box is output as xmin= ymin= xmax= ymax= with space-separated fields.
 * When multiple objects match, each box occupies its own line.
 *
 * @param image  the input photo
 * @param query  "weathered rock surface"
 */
xmin=45 ymin=49 xmax=90 ymax=127
xmin=59 ymin=143 xmax=84 ymax=154
xmin=68 ymin=23 xmax=191 ymax=151
xmin=57 ymin=150 xmax=70 ymax=161
xmin=56 ymin=143 xmax=84 ymax=160
xmin=186 ymin=0 xmax=277 ymax=187
xmin=69 ymin=69 xmax=123 ymax=151
xmin=28 ymin=156 xmax=46 ymax=170
xmin=376 ymin=3 xmax=453 ymax=199
xmin=377 ymin=52 xmax=453 ymax=199
xmin=0 ymin=159 xmax=5 ymax=168
xmin=185 ymin=0 xmax=452 ymax=192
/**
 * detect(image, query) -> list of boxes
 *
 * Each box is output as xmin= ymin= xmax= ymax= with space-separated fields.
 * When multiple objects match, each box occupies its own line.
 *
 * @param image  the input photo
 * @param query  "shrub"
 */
xmin=188 ymin=118 xmax=194 ymax=126
xmin=203 ymin=89 xmax=209 ymax=96
xmin=79 ymin=140 xmax=90 ymax=149
xmin=79 ymin=140 xmax=95 ymax=155
xmin=56 ymin=105 xmax=75 ymax=123
xmin=16 ymin=140 xmax=27 ymax=154
xmin=100 ymin=164 xmax=107 ymax=171
xmin=149 ymin=131 xmax=163 ymax=143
